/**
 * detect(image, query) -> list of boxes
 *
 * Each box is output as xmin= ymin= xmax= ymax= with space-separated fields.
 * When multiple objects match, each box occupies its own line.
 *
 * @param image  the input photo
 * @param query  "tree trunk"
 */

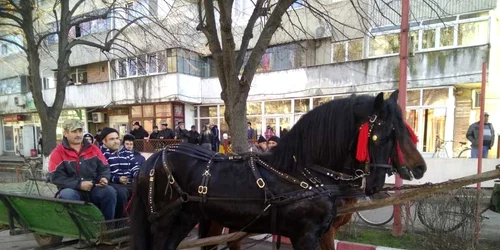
xmin=223 ymin=79 xmax=249 ymax=153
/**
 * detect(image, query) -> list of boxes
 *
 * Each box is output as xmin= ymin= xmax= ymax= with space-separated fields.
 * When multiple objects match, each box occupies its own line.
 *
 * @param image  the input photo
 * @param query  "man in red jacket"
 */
xmin=49 ymin=119 xmax=117 ymax=220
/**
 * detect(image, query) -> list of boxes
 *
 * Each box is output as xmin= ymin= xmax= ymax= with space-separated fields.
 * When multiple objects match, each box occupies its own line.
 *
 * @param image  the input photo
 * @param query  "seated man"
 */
xmin=100 ymin=128 xmax=140 ymax=219
xmin=49 ymin=120 xmax=116 ymax=220
xmin=122 ymin=134 xmax=146 ymax=167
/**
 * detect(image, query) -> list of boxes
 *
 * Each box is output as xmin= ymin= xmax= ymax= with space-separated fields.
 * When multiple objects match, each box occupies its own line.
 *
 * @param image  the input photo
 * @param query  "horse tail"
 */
xmin=130 ymin=177 xmax=151 ymax=250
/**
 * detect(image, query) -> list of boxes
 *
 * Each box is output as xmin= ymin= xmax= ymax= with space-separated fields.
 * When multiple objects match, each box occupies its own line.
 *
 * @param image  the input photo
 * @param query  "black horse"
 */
xmin=130 ymin=90 xmax=427 ymax=250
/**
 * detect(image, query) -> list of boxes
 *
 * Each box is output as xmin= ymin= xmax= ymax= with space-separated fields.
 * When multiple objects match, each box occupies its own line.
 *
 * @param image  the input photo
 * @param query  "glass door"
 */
xmin=264 ymin=116 xmax=292 ymax=138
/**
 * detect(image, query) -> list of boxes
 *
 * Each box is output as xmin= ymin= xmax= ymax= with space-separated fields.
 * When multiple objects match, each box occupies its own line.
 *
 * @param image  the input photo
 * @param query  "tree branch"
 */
xmin=0 ymin=37 xmax=27 ymax=53
xmin=242 ymin=0 xmax=296 ymax=85
xmin=0 ymin=22 xmax=21 ymax=29
xmin=201 ymin=0 xmax=226 ymax=90
xmin=235 ymin=0 xmax=266 ymax=73
xmin=68 ymin=0 xmax=87 ymax=18
xmin=35 ymin=31 xmax=58 ymax=49
xmin=0 ymin=10 xmax=24 ymax=26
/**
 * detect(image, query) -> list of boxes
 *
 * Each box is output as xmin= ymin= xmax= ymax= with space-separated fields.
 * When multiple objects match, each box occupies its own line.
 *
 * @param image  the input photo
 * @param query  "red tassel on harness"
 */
xmin=356 ymin=122 xmax=370 ymax=162
xmin=405 ymin=122 xmax=419 ymax=144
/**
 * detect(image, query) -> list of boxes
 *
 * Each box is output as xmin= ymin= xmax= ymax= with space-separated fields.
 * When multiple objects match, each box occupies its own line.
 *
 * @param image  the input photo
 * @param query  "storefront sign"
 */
xmin=3 ymin=115 xmax=24 ymax=122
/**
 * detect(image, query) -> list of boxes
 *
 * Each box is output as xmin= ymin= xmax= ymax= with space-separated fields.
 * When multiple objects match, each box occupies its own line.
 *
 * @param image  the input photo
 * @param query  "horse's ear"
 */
xmin=389 ymin=90 xmax=399 ymax=103
xmin=374 ymin=92 xmax=384 ymax=112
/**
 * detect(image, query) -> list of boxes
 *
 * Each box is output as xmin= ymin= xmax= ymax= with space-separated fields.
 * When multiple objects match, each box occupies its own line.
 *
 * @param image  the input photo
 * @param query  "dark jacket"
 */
xmin=101 ymin=145 xmax=140 ymax=184
xmin=130 ymin=126 xmax=149 ymax=139
xmin=466 ymin=122 xmax=495 ymax=149
xmin=133 ymin=150 xmax=146 ymax=167
xmin=175 ymin=128 xmax=190 ymax=141
xmin=187 ymin=130 xmax=200 ymax=144
xmin=200 ymin=131 xmax=213 ymax=144
xmin=159 ymin=128 xmax=175 ymax=139
xmin=149 ymin=131 xmax=160 ymax=139
xmin=49 ymin=138 xmax=110 ymax=190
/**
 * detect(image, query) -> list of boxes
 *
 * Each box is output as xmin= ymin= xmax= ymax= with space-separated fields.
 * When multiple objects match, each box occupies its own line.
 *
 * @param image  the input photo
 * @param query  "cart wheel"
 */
xmin=34 ymin=233 xmax=63 ymax=246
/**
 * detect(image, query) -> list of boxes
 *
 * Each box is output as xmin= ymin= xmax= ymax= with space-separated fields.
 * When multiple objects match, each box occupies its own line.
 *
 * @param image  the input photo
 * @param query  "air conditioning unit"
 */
xmin=92 ymin=112 xmax=105 ymax=123
xmin=14 ymin=96 xmax=25 ymax=106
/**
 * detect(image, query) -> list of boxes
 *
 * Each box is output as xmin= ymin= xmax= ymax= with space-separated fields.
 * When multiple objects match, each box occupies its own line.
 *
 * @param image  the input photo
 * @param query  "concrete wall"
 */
xmin=201 ymin=45 xmax=489 ymax=103
xmin=385 ymin=158 xmax=500 ymax=188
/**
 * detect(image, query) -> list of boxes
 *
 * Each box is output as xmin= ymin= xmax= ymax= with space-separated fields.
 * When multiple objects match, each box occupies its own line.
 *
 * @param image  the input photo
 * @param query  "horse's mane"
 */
xmin=270 ymin=94 xmax=378 ymax=173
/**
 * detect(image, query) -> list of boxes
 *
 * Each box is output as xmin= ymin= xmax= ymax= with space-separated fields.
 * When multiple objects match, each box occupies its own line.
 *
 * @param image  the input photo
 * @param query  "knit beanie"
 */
xmin=258 ymin=135 xmax=267 ymax=144
xmin=268 ymin=136 xmax=280 ymax=144
xmin=123 ymin=134 xmax=136 ymax=142
xmin=100 ymin=127 xmax=119 ymax=140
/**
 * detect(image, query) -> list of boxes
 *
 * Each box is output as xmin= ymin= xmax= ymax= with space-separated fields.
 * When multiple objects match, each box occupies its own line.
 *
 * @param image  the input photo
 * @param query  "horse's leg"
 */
xmin=290 ymin=232 xmax=320 ymax=250
xmin=199 ymin=220 xmax=224 ymax=250
xmin=319 ymin=198 xmax=357 ymax=250
xmin=227 ymin=228 xmax=242 ymax=250
xmin=162 ymin=210 xmax=200 ymax=250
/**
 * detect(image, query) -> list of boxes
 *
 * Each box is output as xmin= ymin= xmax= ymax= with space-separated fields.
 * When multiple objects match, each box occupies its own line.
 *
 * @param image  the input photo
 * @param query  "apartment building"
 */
xmin=0 ymin=0 xmax=498 ymax=158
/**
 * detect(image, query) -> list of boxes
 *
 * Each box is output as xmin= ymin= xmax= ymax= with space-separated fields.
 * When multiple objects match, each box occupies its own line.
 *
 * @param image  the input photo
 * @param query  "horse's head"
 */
xmin=356 ymin=90 xmax=427 ymax=195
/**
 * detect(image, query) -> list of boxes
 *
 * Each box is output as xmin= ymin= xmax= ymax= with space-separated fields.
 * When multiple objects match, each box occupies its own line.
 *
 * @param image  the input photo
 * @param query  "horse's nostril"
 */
xmin=412 ymin=165 xmax=426 ymax=179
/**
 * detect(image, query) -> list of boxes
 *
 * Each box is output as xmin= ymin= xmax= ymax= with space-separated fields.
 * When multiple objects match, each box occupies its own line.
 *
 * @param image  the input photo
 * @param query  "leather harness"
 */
xmin=144 ymin=116 xmax=398 ymax=246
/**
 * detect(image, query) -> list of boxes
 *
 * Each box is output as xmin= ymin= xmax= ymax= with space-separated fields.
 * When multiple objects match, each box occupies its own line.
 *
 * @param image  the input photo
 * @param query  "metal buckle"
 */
xmin=198 ymin=186 xmax=204 ymax=194
xmin=169 ymin=175 xmax=175 ymax=185
xmin=369 ymin=115 xmax=378 ymax=123
xmin=149 ymin=169 xmax=155 ymax=176
xmin=203 ymin=170 xmax=211 ymax=177
xmin=256 ymin=178 xmax=266 ymax=188
xmin=300 ymin=182 xmax=309 ymax=189
xmin=202 ymin=186 xmax=208 ymax=194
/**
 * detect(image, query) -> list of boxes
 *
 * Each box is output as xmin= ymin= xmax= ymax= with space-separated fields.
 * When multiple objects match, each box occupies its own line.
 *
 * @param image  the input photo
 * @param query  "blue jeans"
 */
xmin=59 ymin=186 xmax=117 ymax=220
xmin=471 ymin=147 xmax=489 ymax=158
xmin=110 ymin=183 xmax=131 ymax=219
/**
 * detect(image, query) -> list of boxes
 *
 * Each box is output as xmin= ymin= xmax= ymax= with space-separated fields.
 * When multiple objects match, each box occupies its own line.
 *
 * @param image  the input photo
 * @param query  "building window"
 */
xmin=332 ymin=39 xmax=363 ymax=63
xmin=128 ymin=58 xmax=137 ymax=76
xmin=422 ymin=29 xmax=436 ymax=49
xmin=1 ymin=44 xmax=8 ymax=55
xmin=472 ymin=90 xmax=481 ymax=108
xmin=458 ymin=21 xmax=489 ymax=46
xmin=369 ymin=33 xmax=400 ymax=57
xmin=70 ymin=68 xmax=88 ymax=84
xmin=0 ymin=77 xmax=22 ymax=95
xmin=148 ymin=54 xmax=157 ymax=74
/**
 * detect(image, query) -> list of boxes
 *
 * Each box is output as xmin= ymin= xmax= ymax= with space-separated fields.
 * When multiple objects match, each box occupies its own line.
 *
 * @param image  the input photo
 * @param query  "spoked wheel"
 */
xmin=33 ymin=233 xmax=63 ymax=246
xmin=417 ymin=195 xmax=467 ymax=233
xmin=356 ymin=191 xmax=394 ymax=226
xmin=457 ymin=148 xmax=471 ymax=158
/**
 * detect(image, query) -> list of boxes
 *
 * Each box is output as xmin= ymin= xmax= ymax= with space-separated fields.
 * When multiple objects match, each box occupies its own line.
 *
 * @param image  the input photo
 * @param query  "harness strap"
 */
xmin=198 ymin=160 xmax=213 ymax=203
xmin=148 ymin=169 xmax=156 ymax=215
xmin=162 ymin=149 xmax=185 ymax=196
xmin=255 ymin=158 xmax=310 ymax=190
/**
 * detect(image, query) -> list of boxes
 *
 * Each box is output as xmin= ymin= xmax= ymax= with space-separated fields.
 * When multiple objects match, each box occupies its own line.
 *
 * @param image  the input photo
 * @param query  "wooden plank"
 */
xmin=178 ymin=232 xmax=250 ymax=249
xmin=337 ymin=168 xmax=500 ymax=215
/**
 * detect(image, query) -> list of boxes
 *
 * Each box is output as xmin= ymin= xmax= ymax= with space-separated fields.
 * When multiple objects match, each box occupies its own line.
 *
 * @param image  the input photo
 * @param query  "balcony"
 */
xmin=42 ymin=73 xmax=203 ymax=109
xmin=201 ymin=45 xmax=489 ymax=103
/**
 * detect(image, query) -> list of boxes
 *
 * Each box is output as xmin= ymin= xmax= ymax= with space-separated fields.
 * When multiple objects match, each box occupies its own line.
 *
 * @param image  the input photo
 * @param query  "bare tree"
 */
xmin=0 ymin=0 xmax=155 ymax=156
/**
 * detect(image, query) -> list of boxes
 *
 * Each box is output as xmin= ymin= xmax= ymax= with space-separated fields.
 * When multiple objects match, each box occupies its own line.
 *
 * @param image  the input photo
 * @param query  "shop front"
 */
xmin=2 ymin=113 xmax=41 ymax=156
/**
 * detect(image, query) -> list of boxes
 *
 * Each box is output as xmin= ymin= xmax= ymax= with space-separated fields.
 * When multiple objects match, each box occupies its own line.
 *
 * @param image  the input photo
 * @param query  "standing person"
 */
xmin=48 ymin=120 xmax=117 ymax=220
xmin=122 ymin=134 xmax=146 ymax=167
xmin=466 ymin=112 xmax=495 ymax=158
xmin=210 ymin=123 xmax=220 ymax=152
xmin=175 ymin=122 xmax=190 ymax=141
xmin=100 ymin=127 xmax=140 ymax=219
xmin=159 ymin=123 xmax=174 ymax=139
xmin=95 ymin=129 xmax=103 ymax=146
xmin=187 ymin=125 xmax=200 ymax=145
xmin=200 ymin=124 xmax=213 ymax=150
xmin=130 ymin=122 xmax=149 ymax=139
xmin=264 ymin=125 xmax=275 ymax=140
xmin=247 ymin=122 xmax=256 ymax=139
xmin=149 ymin=126 xmax=160 ymax=139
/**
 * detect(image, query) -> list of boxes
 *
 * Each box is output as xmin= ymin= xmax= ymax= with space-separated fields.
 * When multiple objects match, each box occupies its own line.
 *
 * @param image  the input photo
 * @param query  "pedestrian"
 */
xmin=48 ymin=120 xmax=116 ymax=220
xmin=130 ymin=122 xmax=149 ymax=139
xmin=466 ymin=112 xmax=495 ymax=158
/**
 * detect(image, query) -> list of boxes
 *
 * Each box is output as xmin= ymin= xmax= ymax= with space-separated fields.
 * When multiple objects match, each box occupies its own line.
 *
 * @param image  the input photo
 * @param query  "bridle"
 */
xmin=354 ymin=114 xmax=418 ymax=184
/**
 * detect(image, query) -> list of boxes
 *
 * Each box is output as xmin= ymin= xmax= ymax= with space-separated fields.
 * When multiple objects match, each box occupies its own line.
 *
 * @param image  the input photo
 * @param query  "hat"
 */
xmin=83 ymin=133 xmax=94 ymax=141
xmin=191 ymin=125 xmax=196 ymax=129
xmin=123 ymin=134 xmax=135 ymax=142
xmin=161 ymin=122 xmax=168 ymax=126
xmin=133 ymin=122 xmax=140 ymax=126
xmin=484 ymin=112 xmax=489 ymax=116
xmin=62 ymin=119 xmax=83 ymax=132
xmin=258 ymin=135 xmax=267 ymax=144
xmin=101 ymin=127 xmax=119 ymax=140
xmin=268 ymin=136 xmax=280 ymax=144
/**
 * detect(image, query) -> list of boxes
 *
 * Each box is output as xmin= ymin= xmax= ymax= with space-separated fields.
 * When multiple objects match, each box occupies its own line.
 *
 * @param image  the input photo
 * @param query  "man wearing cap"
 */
xmin=100 ymin=127 xmax=140 ymax=219
xmin=49 ymin=120 xmax=116 ymax=220
xmin=250 ymin=135 xmax=268 ymax=153
xmin=158 ymin=123 xmax=174 ymax=139
xmin=130 ymin=122 xmax=149 ymax=139
xmin=466 ymin=112 xmax=495 ymax=158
